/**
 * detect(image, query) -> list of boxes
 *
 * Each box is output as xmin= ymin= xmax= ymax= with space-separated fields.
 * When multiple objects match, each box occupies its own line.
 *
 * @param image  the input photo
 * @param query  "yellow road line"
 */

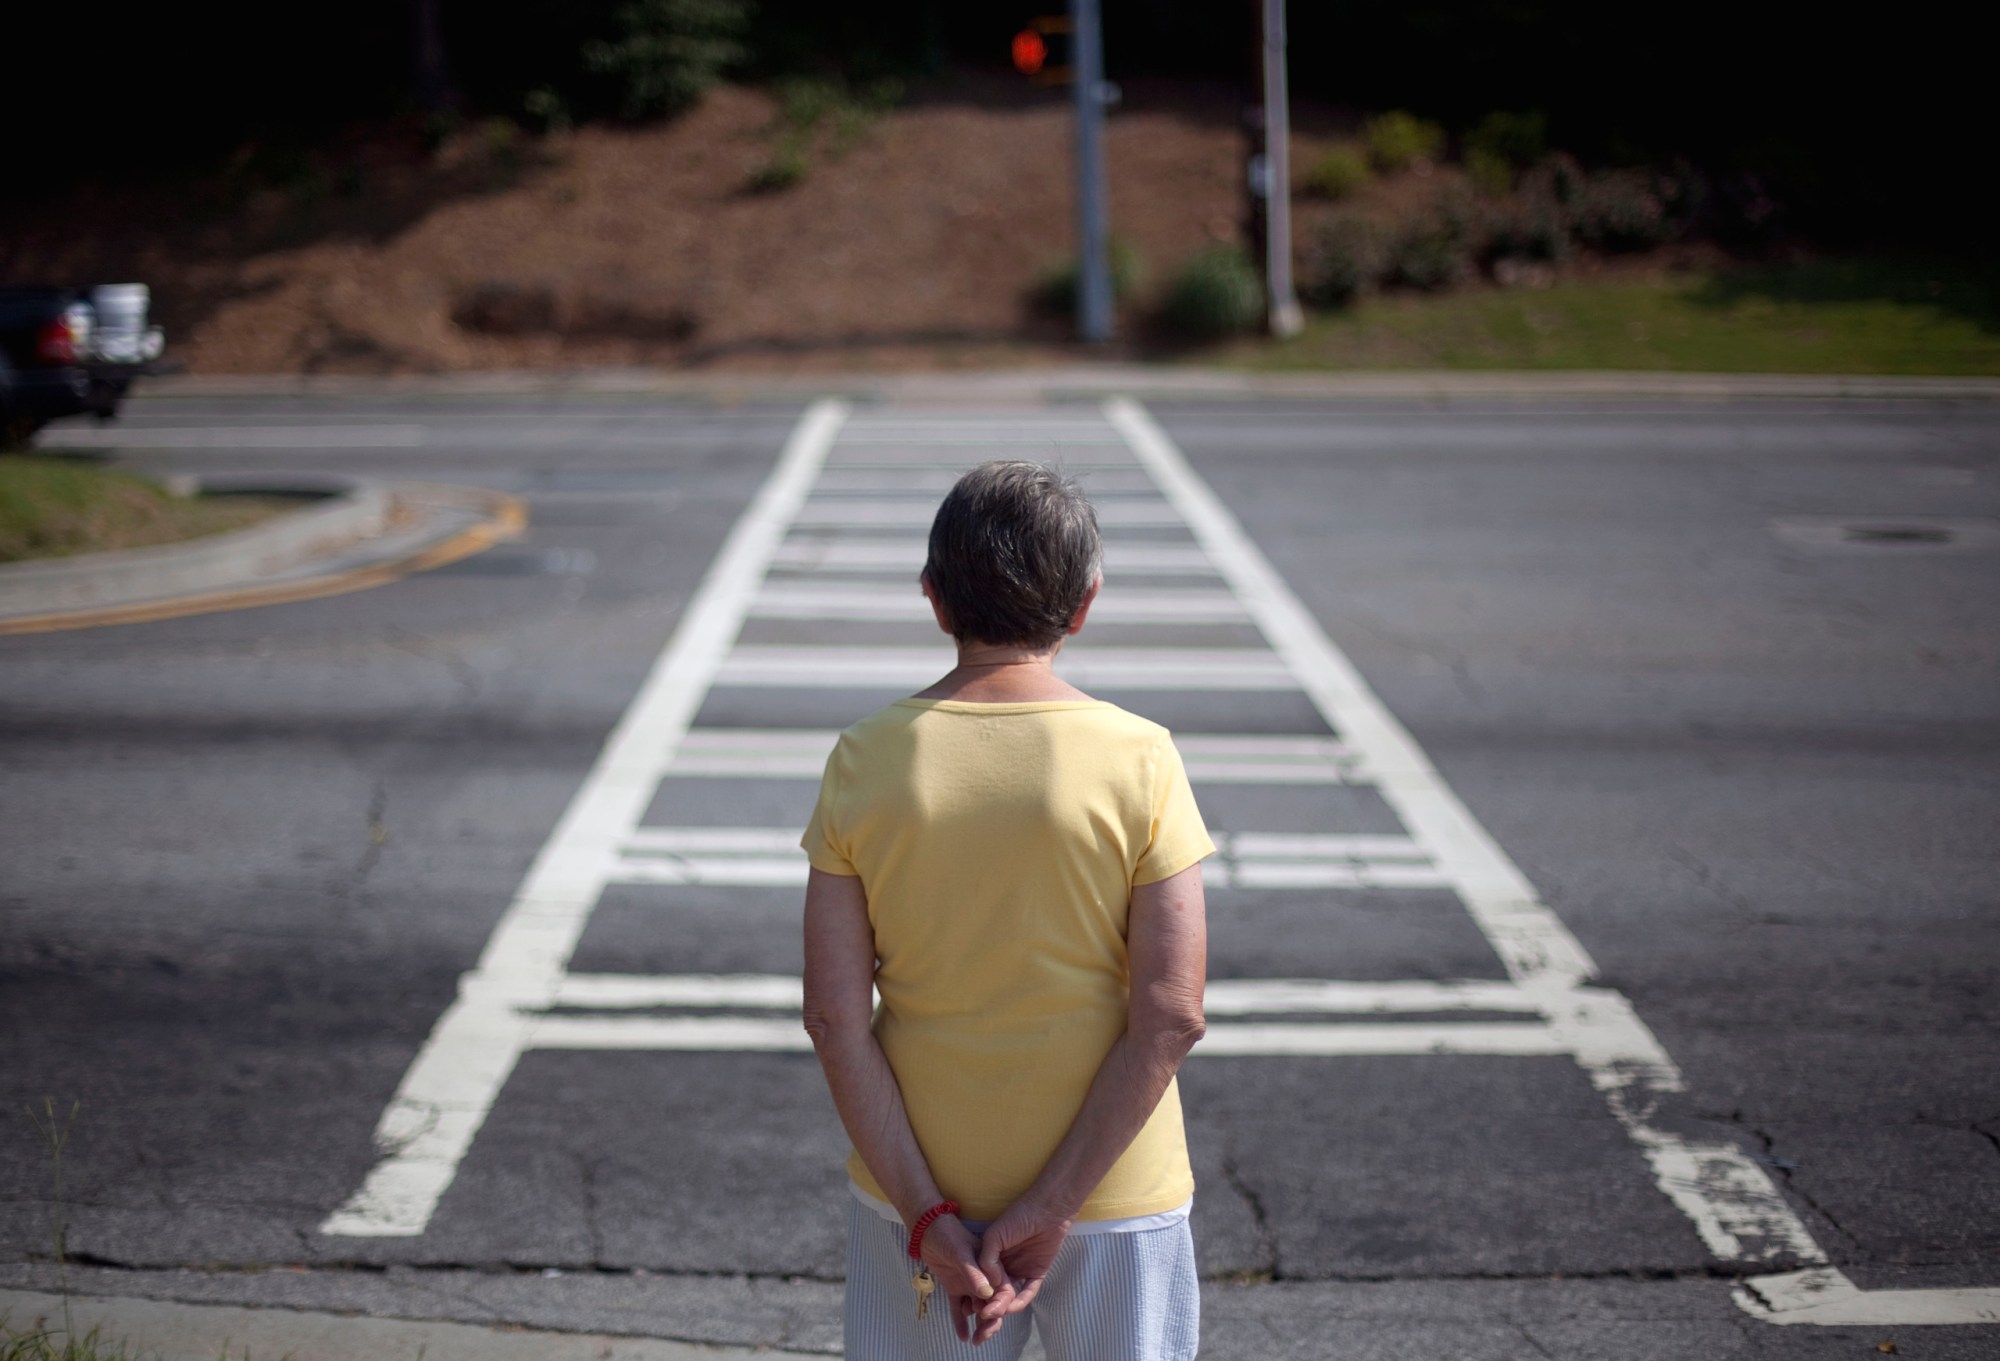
xmin=0 ymin=493 xmax=528 ymax=636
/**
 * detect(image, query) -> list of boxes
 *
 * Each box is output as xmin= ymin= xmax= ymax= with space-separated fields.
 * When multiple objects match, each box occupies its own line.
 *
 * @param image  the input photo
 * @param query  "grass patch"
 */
xmin=1227 ymin=257 xmax=2000 ymax=374
xmin=1 ymin=1316 xmax=144 ymax=1361
xmin=0 ymin=457 xmax=294 ymax=563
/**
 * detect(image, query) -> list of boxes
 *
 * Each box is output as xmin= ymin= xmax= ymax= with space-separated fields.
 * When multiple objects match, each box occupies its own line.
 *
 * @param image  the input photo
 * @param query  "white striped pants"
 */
xmin=843 ymin=1200 xmax=1200 ymax=1361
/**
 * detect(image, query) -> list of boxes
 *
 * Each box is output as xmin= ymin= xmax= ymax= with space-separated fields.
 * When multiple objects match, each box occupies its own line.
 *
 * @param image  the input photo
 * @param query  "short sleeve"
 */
xmin=800 ymin=737 xmax=860 ymax=876
xmin=1132 ymin=731 xmax=1216 ymax=886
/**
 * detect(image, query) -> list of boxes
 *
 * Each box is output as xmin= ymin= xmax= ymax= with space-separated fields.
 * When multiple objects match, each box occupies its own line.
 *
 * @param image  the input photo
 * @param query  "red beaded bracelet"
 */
xmin=907 ymin=1200 xmax=959 ymax=1260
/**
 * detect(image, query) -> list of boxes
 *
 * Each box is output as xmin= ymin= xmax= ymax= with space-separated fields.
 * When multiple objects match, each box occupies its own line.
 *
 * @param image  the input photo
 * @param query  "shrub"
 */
xmin=1487 ymin=192 xmax=1573 ymax=264
xmin=524 ymin=85 xmax=573 ymax=135
xmin=1159 ymin=246 xmax=1263 ymax=338
xmin=1029 ymin=239 xmax=1147 ymax=315
xmin=1305 ymin=145 xmax=1371 ymax=200
xmin=1465 ymin=148 xmax=1514 ymax=196
xmin=583 ymin=0 xmax=753 ymax=119
xmin=1571 ymin=170 xmax=1674 ymax=251
xmin=1523 ymin=151 xmax=1588 ymax=207
xmin=1464 ymin=111 xmax=1548 ymax=174
xmin=744 ymin=144 xmax=806 ymax=193
xmin=1389 ymin=218 xmax=1472 ymax=291
xmin=1365 ymin=110 xmax=1445 ymax=172
xmin=1303 ymin=213 xmax=1391 ymax=305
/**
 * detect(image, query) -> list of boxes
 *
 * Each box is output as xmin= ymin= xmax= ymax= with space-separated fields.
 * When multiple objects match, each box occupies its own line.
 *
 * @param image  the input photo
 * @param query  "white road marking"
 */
xmin=606 ymin=827 xmax=1445 ymax=890
xmin=715 ymin=645 xmax=1296 ymax=689
xmin=1736 ymin=1269 xmax=2000 ymax=1326
xmin=664 ymin=729 xmax=1364 ymax=783
xmin=319 ymin=399 xmax=850 ymax=1238
xmin=790 ymin=499 xmax=1184 ymax=527
xmin=524 ymin=1014 xmax=1565 ymax=1057
xmin=814 ymin=469 xmax=1160 ymax=494
xmin=38 ymin=424 xmax=427 ymax=448
xmin=769 ymin=538 xmax=1218 ymax=574
xmin=749 ymin=582 xmax=1248 ymax=623
xmin=544 ymin=973 xmax=1542 ymax=1017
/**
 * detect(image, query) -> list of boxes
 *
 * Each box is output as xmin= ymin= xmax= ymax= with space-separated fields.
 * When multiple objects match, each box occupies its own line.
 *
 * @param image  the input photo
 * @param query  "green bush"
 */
xmin=746 ymin=74 xmax=903 ymax=192
xmin=1389 ymin=218 xmax=1472 ymax=291
xmin=1365 ymin=110 xmax=1445 ymax=172
xmin=1464 ymin=111 xmax=1548 ymax=175
xmin=1487 ymin=192 xmax=1573 ymax=264
xmin=1305 ymin=145 xmax=1372 ymax=200
xmin=745 ymin=143 xmax=807 ymax=193
xmin=1159 ymin=246 xmax=1264 ymax=338
xmin=1523 ymin=151 xmax=1588 ymax=207
xmin=1029 ymin=239 xmax=1147 ymax=315
xmin=524 ymin=85 xmax=573 ymax=135
xmin=1465 ymin=147 xmax=1514 ymax=196
xmin=583 ymin=0 xmax=753 ymax=119
xmin=1303 ymin=213 xmax=1391 ymax=305
xmin=1572 ymin=170 xmax=1674 ymax=251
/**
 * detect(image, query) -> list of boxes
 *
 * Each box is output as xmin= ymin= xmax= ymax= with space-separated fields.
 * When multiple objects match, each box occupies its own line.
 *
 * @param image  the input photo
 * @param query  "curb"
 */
xmin=0 ymin=473 xmax=389 ymax=617
xmin=137 ymin=366 xmax=2000 ymax=403
xmin=0 ymin=482 xmax=526 ymax=635
xmin=0 ymin=1288 xmax=791 ymax=1361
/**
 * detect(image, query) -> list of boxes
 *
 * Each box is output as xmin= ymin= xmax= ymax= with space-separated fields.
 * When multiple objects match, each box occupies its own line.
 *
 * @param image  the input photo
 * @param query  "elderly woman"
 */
xmin=801 ymin=461 xmax=1212 ymax=1360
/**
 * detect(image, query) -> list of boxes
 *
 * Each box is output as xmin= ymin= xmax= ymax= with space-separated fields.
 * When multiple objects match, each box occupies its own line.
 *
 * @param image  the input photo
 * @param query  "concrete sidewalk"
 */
xmin=0 ymin=1264 xmax=1944 ymax=1360
xmin=0 ymin=1288 xmax=784 ymax=1360
xmin=139 ymin=365 xmax=2000 ymax=404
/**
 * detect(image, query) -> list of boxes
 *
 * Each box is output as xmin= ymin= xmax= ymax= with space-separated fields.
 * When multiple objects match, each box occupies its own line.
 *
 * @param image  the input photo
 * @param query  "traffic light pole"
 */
xmin=1260 ymin=0 xmax=1303 ymax=336
xmin=1071 ymin=0 xmax=1113 ymax=344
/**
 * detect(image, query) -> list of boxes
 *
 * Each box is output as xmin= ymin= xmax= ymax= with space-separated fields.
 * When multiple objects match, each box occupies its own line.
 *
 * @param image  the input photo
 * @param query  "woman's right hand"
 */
xmin=975 ymin=1194 xmax=1073 ymax=1319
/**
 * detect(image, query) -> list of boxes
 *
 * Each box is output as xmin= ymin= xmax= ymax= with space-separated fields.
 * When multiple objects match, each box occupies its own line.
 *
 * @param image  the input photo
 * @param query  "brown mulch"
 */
xmin=1 ymin=78 xmax=1318 ymax=376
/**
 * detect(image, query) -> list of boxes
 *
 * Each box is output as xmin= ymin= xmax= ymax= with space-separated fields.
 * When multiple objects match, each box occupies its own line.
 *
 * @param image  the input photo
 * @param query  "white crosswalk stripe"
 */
xmin=749 ymin=581 xmax=1249 ymax=622
xmin=665 ymin=729 xmax=1365 ymax=783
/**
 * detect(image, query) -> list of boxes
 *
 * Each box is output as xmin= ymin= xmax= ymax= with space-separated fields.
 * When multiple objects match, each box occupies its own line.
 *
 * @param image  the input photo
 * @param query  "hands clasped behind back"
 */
xmin=923 ymin=1200 xmax=1069 ymax=1345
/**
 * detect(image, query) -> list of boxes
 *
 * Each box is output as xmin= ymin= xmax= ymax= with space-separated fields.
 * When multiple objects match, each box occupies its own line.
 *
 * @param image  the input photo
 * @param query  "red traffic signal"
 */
xmin=1012 ymin=17 xmax=1072 ymax=84
xmin=1011 ymin=30 xmax=1047 ymax=76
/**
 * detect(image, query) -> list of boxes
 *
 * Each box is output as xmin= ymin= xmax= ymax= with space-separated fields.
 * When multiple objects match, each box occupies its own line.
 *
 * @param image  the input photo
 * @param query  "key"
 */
xmin=912 ymin=1264 xmax=936 ymax=1320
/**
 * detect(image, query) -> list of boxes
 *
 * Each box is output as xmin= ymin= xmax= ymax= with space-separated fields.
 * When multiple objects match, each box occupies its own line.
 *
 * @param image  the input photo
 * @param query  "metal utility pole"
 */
xmin=1260 ymin=0 xmax=1304 ymax=336
xmin=1070 ymin=0 xmax=1113 ymax=344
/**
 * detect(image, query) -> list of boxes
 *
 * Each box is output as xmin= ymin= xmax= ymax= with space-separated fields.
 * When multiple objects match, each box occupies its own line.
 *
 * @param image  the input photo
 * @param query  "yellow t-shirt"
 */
xmin=801 ymin=698 xmax=1215 ymax=1221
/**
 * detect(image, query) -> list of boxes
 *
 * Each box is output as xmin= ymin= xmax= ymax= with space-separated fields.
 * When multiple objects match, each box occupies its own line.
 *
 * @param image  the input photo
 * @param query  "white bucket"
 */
xmin=90 ymin=284 xmax=150 ymax=362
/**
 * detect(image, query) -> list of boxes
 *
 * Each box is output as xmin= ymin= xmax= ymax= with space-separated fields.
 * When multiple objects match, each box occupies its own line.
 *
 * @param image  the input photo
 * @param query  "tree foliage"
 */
xmin=583 ymin=0 xmax=754 ymax=118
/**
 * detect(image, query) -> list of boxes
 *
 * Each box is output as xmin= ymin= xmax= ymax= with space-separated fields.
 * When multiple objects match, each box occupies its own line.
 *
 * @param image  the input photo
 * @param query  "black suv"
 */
xmin=0 ymin=284 xmax=165 ymax=445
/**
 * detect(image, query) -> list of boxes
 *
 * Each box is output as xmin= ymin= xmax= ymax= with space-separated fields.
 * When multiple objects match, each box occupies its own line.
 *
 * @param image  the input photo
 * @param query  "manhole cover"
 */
xmin=1770 ymin=517 xmax=2000 ymax=553
xmin=1842 ymin=525 xmax=1956 ymax=545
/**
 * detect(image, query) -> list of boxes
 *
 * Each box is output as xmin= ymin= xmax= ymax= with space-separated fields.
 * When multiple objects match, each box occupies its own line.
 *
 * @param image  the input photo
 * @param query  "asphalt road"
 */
xmin=1 ymin=390 xmax=1995 ymax=1359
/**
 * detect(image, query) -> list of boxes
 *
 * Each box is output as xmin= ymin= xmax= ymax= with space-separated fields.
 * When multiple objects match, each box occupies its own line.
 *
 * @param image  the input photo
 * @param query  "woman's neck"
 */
xmin=915 ymin=639 xmax=1093 ymax=703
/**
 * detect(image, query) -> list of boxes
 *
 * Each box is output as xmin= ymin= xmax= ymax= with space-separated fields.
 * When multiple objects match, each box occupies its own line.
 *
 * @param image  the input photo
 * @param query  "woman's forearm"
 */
xmin=1017 ymin=864 xmax=1209 ymax=1221
xmin=809 ymin=1018 xmax=945 ymax=1224
xmin=1018 ymin=1011 xmax=1205 ymax=1221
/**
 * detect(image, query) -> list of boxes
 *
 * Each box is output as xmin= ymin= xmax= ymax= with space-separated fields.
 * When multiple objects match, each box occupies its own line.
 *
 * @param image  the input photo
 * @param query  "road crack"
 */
xmin=1515 ymin=1322 xmax=1557 ymax=1359
xmin=1665 ymin=844 xmax=1755 ymax=915
xmin=356 ymin=779 xmax=389 ymax=881
xmin=1743 ymin=1124 xmax=1859 ymax=1251
xmin=1217 ymin=1152 xmax=1278 ymax=1279
xmin=577 ymin=1154 xmax=606 ymax=1266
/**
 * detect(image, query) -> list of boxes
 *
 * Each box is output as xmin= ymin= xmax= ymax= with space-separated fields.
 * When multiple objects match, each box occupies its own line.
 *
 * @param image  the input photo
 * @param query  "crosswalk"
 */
xmin=318 ymin=398 xmax=1998 ymax=1327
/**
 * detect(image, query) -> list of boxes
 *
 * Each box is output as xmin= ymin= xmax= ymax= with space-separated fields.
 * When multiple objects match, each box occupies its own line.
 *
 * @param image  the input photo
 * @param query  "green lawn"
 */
xmin=0 ymin=456 xmax=289 ymax=563
xmin=1232 ymin=257 xmax=2000 ymax=374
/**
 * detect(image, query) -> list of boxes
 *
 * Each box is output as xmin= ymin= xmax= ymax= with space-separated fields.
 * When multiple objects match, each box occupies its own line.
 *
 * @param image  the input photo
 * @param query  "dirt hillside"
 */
xmin=2 ymin=79 xmax=1278 ymax=374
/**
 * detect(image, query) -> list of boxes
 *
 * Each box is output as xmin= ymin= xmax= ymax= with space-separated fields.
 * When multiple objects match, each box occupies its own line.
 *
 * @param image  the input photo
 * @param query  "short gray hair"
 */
xmin=922 ymin=461 xmax=1102 ymax=648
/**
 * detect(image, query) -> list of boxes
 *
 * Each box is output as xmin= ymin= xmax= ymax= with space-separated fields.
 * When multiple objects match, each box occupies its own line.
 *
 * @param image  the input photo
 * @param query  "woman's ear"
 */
xmin=1065 ymin=574 xmax=1102 ymax=636
xmin=919 ymin=572 xmax=955 ymax=638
